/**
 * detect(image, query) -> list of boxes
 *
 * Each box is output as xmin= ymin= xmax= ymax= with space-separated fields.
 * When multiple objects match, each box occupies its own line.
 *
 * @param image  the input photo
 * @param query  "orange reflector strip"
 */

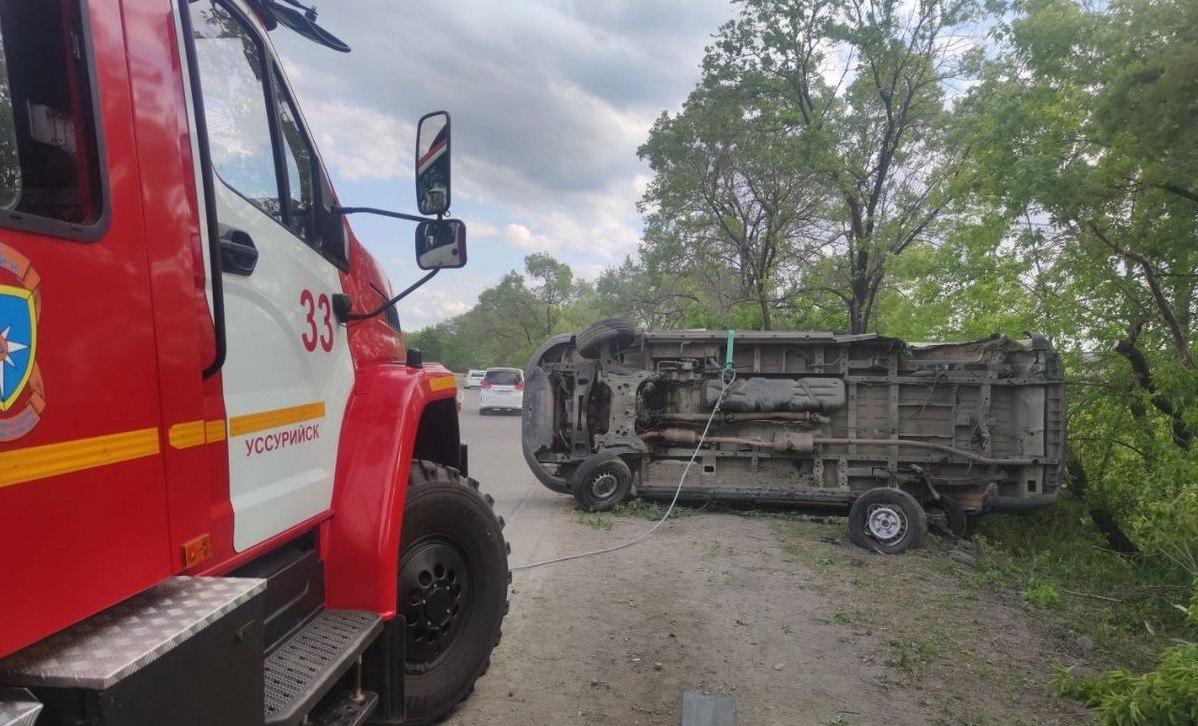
xmin=168 ymin=421 xmax=206 ymax=449
xmin=168 ymin=419 xmax=230 ymax=449
xmin=0 ymin=427 xmax=160 ymax=489
xmin=228 ymin=402 xmax=325 ymax=438
xmin=205 ymin=419 xmax=226 ymax=443
xmin=428 ymin=376 xmax=456 ymax=392
xmin=182 ymin=534 xmax=213 ymax=568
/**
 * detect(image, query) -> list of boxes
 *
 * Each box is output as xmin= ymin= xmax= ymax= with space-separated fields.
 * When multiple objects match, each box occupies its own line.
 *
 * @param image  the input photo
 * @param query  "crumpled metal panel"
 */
xmin=0 ymin=577 xmax=265 ymax=690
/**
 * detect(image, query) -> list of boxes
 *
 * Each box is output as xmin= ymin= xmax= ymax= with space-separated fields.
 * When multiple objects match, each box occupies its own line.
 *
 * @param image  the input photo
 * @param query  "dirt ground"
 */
xmin=446 ymin=499 xmax=1103 ymax=726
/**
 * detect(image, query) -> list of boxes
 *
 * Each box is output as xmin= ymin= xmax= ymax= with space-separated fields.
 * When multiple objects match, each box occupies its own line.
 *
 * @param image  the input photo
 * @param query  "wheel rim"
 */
xmin=865 ymin=503 xmax=907 ymax=544
xmin=401 ymin=538 xmax=470 ymax=667
xmin=588 ymin=470 xmax=620 ymax=500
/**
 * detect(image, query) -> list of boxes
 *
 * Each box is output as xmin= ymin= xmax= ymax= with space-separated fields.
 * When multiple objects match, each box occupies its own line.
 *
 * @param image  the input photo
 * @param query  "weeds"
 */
xmin=779 ymin=622 xmax=794 ymax=635
xmin=1022 ymin=580 xmax=1063 ymax=609
xmin=707 ymin=539 xmax=735 ymax=556
xmin=613 ymin=497 xmax=694 ymax=520
xmin=574 ymin=510 xmax=612 ymax=531
xmin=884 ymin=637 xmax=941 ymax=680
xmin=1053 ymin=644 xmax=1198 ymax=725
xmin=971 ymin=496 xmax=1188 ymax=661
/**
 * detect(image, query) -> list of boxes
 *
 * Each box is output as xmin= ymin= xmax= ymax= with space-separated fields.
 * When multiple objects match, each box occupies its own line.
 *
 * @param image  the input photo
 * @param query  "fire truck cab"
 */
xmin=0 ymin=1 xmax=508 ymax=725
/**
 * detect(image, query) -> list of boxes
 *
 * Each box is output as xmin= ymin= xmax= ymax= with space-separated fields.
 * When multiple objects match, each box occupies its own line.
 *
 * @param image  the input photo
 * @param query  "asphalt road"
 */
xmin=457 ymin=387 xmax=569 ymax=567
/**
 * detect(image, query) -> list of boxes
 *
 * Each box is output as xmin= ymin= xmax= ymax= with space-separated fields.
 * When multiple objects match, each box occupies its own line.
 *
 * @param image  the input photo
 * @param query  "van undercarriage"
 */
xmin=522 ymin=321 xmax=1066 ymax=552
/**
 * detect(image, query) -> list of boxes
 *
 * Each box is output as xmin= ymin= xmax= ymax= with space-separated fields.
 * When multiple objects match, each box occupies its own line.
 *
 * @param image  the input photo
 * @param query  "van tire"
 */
xmin=575 ymin=318 xmax=635 ymax=359
xmin=400 ymin=461 xmax=510 ymax=725
xmin=924 ymin=496 xmax=968 ymax=539
xmin=571 ymin=453 xmax=632 ymax=512
xmin=848 ymin=487 xmax=927 ymax=554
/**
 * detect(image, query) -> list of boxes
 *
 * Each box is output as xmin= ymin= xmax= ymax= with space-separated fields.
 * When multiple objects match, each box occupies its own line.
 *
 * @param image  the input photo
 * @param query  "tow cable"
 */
xmin=510 ymin=332 xmax=737 ymax=573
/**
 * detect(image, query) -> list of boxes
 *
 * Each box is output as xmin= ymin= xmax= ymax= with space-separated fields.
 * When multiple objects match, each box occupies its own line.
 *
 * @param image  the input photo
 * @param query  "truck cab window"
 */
xmin=191 ymin=0 xmax=282 ymax=223
xmin=274 ymin=70 xmax=316 ymax=246
xmin=0 ymin=0 xmax=104 ymax=232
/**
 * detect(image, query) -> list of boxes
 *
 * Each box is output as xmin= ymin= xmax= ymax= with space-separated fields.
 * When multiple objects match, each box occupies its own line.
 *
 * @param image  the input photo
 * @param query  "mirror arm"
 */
xmin=334 ymin=205 xmax=435 ymax=224
xmin=337 ymin=268 xmax=440 ymax=323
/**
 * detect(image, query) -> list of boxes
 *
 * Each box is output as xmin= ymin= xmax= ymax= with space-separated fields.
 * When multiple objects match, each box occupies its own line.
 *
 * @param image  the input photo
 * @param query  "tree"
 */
xmin=639 ymin=81 xmax=826 ymax=329
xmin=523 ymin=252 xmax=577 ymax=336
xmin=960 ymin=0 xmax=1198 ymax=588
xmin=691 ymin=0 xmax=983 ymax=332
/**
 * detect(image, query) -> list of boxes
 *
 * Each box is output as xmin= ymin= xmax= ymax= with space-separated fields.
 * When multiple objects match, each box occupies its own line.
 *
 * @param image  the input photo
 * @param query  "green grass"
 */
xmin=970 ymin=495 xmax=1189 ymax=663
xmin=574 ymin=509 xmax=613 ymax=531
xmin=613 ymin=497 xmax=696 ymax=520
xmin=827 ymin=610 xmax=855 ymax=625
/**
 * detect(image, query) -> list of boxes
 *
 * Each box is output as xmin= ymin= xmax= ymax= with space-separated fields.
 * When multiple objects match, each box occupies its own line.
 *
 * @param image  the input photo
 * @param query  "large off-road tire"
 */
xmin=924 ymin=495 xmax=968 ymax=539
xmin=571 ymin=452 xmax=633 ymax=512
xmin=848 ymin=487 xmax=928 ymax=554
xmin=400 ymin=461 xmax=510 ymax=725
xmin=574 ymin=318 xmax=635 ymax=359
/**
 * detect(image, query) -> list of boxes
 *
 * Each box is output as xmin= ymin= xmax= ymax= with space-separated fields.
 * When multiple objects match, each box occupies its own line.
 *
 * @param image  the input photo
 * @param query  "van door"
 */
xmin=188 ymin=0 xmax=353 ymax=551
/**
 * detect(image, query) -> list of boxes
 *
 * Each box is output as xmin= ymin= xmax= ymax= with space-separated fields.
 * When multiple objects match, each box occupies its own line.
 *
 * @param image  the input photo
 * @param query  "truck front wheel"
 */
xmin=400 ymin=461 xmax=510 ymax=725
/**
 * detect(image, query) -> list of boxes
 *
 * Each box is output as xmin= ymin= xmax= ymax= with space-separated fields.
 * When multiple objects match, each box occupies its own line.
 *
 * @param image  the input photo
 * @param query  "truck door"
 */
xmin=189 ymin=0 xmax=353 ymax=551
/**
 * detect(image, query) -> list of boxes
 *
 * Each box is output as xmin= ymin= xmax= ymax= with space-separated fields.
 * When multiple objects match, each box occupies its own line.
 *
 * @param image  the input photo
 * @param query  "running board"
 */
xmin=0 ymin=689 xmax=41 ymax=726
xmin=306 ymin=689 xmax=378 ymax=726
xmin=263 ymin=610 xmax=382 ymax=726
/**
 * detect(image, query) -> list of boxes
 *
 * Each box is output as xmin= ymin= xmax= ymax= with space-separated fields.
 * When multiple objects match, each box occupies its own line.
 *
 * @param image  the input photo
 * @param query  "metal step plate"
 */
xmin=0 ymin=689 xmax=42 ymax=726
xmin=307 ymin=690 xmax=378 ymax=726
xmin=0 ymin=577 xmax=265 ymax=690
xmin=263 ymin=610 xmax=382 ymax=726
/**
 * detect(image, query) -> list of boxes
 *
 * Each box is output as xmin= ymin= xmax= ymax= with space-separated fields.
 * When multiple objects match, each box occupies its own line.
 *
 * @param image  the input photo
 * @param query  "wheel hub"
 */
xmin=589 ymin=471 xmax=619 ymax=499
xmin=401 ymin=540 xmax=469 ymax=664
xmin=865 ymin=504 xmax=906 ymax=543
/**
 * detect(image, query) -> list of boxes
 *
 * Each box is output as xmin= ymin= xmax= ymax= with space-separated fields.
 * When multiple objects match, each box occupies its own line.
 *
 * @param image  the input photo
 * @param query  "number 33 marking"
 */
xmin=300 ymin=289 xmax=334 ymax=352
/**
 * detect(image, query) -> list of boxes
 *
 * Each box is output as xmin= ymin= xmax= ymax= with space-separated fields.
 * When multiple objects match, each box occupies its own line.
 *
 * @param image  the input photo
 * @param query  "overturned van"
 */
xmin=522 ymin=319 xmax=1066 ymax=553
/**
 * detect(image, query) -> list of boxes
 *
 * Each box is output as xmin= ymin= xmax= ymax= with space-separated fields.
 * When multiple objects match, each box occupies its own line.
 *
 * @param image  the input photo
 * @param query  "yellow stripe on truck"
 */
xmin=168 ymin=419 xmax=229 ymax=449
xmin=0 ymin=428 xmax=160 ymax=489
xmin=167 ymin=421 xmax=206 ymax=449
xmin=228 ymin=402 xmax=325 ymax=437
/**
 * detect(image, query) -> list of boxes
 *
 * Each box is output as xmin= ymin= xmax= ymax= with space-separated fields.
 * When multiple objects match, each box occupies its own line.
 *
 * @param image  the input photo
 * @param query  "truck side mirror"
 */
xmin=416 ymin=111 xmax=451 ymax=216
xmin=415 ymin=219 xmax=467 ymax=270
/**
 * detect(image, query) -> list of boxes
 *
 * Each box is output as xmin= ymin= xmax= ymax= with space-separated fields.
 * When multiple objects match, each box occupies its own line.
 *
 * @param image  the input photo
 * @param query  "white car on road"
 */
xmin=479 ymin=367 xmax=524 ymax=414
xmin=464 ymin=369 xmax=486 ymax=388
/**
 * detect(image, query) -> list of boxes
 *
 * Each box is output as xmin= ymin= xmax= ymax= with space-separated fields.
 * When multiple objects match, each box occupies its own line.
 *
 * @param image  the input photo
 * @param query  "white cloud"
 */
xmin=268 ymin=0 xmax=737 ymax=326
xmin=301 ymin=101 xmax=411 ymax=181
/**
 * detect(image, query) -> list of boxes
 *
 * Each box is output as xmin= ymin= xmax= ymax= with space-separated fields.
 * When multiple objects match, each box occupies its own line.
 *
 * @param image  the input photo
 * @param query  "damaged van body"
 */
xmin=522 ymin=320 xmax=1066 ymax=553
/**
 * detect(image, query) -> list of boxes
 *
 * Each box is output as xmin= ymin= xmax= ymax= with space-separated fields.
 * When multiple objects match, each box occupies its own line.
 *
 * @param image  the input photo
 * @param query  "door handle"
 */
xmin=219 ymin=225 xmax=258 ymax=276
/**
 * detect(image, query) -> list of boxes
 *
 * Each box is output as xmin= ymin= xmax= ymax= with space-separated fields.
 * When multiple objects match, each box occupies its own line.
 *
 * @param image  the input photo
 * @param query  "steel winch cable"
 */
xmin=510 ymin=339 xmax=740 ymax=573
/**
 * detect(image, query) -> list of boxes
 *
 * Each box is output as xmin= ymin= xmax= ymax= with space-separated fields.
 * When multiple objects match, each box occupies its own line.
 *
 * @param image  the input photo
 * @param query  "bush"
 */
xmin=1055 ymin=643 xmax=1198 ymax=726
xmin=1023 ymin=579 xmax=1063 ymax=609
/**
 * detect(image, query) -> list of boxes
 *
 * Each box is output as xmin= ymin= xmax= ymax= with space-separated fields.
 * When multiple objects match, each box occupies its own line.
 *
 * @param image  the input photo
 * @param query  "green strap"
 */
xmin=725 ymin=329 xmax=735 ymax=372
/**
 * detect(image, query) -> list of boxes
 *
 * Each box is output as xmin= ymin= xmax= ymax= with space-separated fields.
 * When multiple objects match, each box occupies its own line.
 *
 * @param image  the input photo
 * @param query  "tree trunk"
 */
xmin=1066 ymin=454 xmax=1139 ymax=556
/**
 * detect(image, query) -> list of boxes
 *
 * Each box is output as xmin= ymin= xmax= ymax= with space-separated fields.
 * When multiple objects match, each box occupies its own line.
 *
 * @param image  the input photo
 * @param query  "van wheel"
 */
xmin=400 ymin=461 xmax=510 ymax=725
xmin=571 ymin=453 xmax=632 ymax=512
xmin=848 ymin=488 xmax=927 ymax=554
xmin=924 ymin=496 xmax=968 ymax=538
xmin=575 ymin=318 xmax=635 ymax=359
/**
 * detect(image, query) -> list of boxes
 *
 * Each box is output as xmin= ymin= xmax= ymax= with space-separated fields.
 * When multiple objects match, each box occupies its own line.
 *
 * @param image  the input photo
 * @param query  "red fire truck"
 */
xmin=0 ymin=1 xmax=508 ymax=725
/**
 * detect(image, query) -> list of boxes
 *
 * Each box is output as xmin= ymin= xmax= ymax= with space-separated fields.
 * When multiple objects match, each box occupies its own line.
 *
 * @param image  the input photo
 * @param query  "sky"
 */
xmin=268 ymin=0 xmax=738 ymax=330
